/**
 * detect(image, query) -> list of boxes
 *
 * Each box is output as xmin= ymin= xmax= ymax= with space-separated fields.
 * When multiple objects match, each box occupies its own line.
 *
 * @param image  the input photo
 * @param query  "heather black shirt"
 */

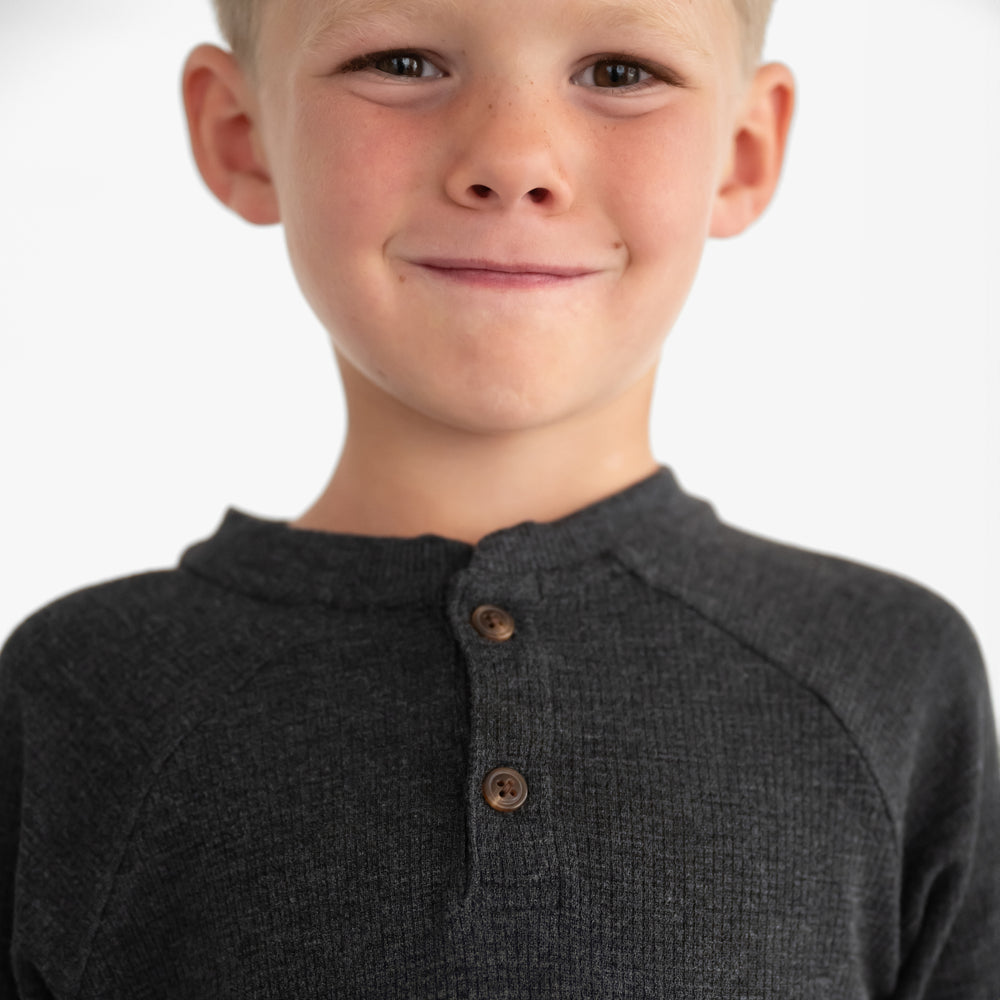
xmin=2 ymin=469 xmax=998 ymax=998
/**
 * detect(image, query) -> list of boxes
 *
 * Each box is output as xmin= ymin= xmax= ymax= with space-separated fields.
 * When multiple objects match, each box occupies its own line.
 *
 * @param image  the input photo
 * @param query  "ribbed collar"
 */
xmin=180 ymin=466 xmax=705 ymax=608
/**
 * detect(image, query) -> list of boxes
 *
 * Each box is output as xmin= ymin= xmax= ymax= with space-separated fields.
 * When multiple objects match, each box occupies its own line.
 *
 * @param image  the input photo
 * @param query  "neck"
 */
xmin=293 ymin=366 xmax=660 ymax=544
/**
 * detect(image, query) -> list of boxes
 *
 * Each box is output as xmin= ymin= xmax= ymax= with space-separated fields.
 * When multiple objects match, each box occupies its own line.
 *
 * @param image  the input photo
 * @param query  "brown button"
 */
xmin=482 ymin=767 xmax=528 ymax=812
xmin=470 ymin=605 xmax=515 ymax=642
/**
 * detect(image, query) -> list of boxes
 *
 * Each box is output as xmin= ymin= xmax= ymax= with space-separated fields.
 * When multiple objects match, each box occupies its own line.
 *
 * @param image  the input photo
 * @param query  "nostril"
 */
xmin=465 ymin=184 xmax=551 ymax=205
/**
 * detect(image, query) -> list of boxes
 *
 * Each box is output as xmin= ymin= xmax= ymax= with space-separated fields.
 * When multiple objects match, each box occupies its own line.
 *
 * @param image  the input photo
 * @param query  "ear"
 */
xmin=182 ymin=44 xmax=280 ymax=226
xmin=710 ymin=62 xmax=795 ymax=238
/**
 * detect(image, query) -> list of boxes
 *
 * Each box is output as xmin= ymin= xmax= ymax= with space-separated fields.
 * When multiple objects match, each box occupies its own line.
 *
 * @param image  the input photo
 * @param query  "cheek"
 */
xmin=274 ymin=100 xmax=436 ymax=338
xmin=593 ymin=113 xmax=722 ymax=346
xmin=598 ymin=110 xmax=721 ymax=258
xmin=278 ymin=98 xmax=429 ymax=250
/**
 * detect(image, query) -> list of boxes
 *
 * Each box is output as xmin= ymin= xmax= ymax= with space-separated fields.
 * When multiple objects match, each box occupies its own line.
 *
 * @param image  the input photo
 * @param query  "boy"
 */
xmin=1 ymin=0 xmax=997 ymax=997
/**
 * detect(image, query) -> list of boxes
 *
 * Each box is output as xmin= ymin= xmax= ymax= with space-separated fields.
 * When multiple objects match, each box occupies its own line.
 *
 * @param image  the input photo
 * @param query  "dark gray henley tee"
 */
xmin=2 ymin=468 xmax=998 ymax=998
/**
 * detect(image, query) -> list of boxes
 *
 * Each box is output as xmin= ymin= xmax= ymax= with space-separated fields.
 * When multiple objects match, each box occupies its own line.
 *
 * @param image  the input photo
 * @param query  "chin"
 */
xmin=441 ymin=404 xmax=566 ymax=438
xmin=421 ymin=380 xmax=621 ymax=438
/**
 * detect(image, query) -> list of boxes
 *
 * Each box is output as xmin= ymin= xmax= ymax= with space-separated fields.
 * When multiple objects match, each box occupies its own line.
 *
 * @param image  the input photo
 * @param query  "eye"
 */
xmin=579 ymin=59 xmax=651 ymax=89
xmin=572 ymin=55 xmax=684 ymax=92
xmin=341 ymin=50 xmax=445 ymax=80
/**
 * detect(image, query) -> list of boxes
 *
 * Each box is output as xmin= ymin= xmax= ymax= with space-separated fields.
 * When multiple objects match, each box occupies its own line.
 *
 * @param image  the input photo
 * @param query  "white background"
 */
xmin=1 ymin=1 xmax=998 ymax=716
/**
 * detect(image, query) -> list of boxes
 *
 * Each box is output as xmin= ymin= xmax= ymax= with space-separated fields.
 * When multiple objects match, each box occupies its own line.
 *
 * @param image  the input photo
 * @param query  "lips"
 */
xmin=408 ymin=257 xmax=599 ymax=289
xmin=413 ymin=257 xmax=596 ymax=278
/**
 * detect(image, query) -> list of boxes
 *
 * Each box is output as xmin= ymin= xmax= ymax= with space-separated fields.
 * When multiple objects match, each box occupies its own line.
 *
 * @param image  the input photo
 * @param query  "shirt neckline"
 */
xmin=179 ymin=466 xmax=698 ymax=607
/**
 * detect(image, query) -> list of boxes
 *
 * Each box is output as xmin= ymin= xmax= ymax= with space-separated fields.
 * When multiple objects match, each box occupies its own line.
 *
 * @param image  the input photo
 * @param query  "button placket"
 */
xmin=449 ymin=569 xmax=559 ymax=903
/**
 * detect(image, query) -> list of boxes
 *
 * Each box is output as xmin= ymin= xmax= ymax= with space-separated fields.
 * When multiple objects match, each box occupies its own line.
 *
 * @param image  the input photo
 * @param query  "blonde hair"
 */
xmin=732 ymin=0 xmax=775 ymax=69
xmin=211 ymin=0 xmax=261 ymax=66
xmin=213 ymin=0 xmax=774 ymax=70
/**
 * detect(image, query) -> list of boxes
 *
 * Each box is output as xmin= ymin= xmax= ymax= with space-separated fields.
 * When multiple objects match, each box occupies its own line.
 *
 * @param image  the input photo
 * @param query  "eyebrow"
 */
xmin=301 ymin=0 xmax=463 ymax=52
xmin=576 ymin=0 xmax=714 ymax=57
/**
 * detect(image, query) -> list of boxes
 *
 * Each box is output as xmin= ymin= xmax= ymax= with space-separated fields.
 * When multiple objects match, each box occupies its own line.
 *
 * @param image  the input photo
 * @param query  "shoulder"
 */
xmin=0 ymin=561 xmax=321 ymax=787
xmin=626 ymin=496 xmax=982 ymax=686
xmin=1 ymin=563 xmax=295 ymax=708
xmin=0 ymin=562 xmax=288 ymax=798
xmin=0 ymin=565 xmax=300 ymax=992
xmin=708 ymin=516 xmax=981 ymax=694
xmin=4 ymin=566 xmax=225 ymax=659
xmin=624 ymin=490 xmax=983 ymax=675
xmin=620 ymin=501 xmax=991 ymax=836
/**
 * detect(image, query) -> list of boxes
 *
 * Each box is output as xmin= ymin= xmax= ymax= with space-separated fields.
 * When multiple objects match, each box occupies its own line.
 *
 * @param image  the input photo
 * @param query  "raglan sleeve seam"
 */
xmin=70 ymin=632 xmax=353 ymax=997
xmin=612 ymin=557 xmax=904 ymax=858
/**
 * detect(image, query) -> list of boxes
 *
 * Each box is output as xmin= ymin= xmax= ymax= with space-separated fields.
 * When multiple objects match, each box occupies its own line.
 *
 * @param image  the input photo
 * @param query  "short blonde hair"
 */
xmin=212 ymin=0 xmax=774 ymax=71
xmin=211 ymin=0 xmax=261 ymax=66
xmin=732 ymin=0 xmax=775 ymax=69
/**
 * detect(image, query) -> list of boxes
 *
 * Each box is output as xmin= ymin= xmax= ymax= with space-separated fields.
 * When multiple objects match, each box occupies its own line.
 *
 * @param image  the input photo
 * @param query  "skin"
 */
xmin=183 ymin=0 xmax=794 ymax=542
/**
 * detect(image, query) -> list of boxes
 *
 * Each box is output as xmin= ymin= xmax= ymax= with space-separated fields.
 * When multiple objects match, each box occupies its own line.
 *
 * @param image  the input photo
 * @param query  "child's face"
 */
xmin=245 ymin=0 xmax=762 ymax=434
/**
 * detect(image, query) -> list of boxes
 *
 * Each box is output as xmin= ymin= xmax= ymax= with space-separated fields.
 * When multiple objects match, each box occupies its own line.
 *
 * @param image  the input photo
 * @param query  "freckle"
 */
xmin=399 ymin=274 xmax=406 ymax=283
xmin=613 ymin=241 xmax=623 ymax=250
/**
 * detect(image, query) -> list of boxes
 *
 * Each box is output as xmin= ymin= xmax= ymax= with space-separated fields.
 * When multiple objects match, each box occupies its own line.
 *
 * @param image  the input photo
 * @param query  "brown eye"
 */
xmin=374 ymin=53 xmax=427 ymax=77
xmin=572 ymin=58 xmax=657 ymax=90
xmin=341 ymin=50 xmax=446 ymax=80
xmin=592 ymin=61 xmax=645 ymax=87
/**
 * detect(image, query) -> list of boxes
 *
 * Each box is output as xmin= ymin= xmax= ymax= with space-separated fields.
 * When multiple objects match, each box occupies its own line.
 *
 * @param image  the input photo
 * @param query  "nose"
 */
xmin=442 ymin=89 xmax=575 ymax=214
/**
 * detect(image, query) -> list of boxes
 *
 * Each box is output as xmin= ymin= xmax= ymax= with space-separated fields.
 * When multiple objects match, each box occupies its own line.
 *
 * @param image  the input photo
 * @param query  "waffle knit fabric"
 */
xmin=2 ymin=468 xmax=998 ymax=998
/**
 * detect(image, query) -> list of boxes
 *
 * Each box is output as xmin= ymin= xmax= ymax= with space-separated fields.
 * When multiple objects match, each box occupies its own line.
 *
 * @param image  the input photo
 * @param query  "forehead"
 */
xmin=265 ymin=0 xmax=736 ymax=59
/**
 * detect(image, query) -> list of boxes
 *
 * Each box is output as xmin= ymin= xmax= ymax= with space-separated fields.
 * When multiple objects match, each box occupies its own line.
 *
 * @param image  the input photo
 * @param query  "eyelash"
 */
xmin=339 ymin=50 xmax=681 ymax=92
xmin=340 ymin=50 xmax=444 ymax=80
xmin=576 ymin=54 xmax=683 ymax=93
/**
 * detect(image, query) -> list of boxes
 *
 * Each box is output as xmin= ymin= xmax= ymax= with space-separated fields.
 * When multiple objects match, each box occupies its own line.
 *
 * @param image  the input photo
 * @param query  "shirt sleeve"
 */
xmin=1 ymin=625 xmax=26 ymax=998
xmin=0 ymin=620 xmax=59 ymax=1000
xmin=893 ymin=610 xmax=1000 ymax=999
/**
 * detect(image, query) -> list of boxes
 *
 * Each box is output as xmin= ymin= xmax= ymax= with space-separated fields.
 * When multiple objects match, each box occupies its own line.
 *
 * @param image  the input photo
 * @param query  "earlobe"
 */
xmin=182 ymin=44 xmax=280 ymax=226
xmin=710 ymin=62 xmax=795 ymax=239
